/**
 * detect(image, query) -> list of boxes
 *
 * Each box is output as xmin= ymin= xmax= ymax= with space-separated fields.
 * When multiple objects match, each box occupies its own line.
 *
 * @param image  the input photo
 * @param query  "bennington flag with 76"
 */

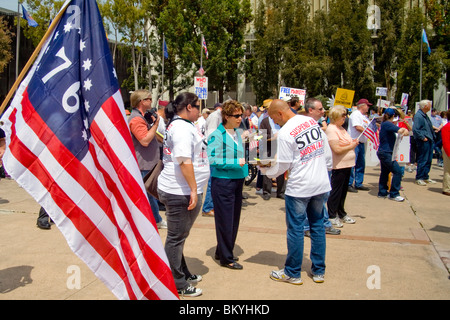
xmin=0 ymin=0 xmax=178 ymax=300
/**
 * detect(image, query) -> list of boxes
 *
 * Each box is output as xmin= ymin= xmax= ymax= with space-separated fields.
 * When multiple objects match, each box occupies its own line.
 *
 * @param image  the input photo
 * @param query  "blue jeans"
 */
xmin=141 ymin=170 xmax=162 ymax=223
xmin=304 ymin=172 xmax=332 ymax=231
xmin=377 ymin=151 xmax=402 ymax=198
xmin=284 ymin=193 xmax=327 ymax=278
xmin=202 ymin=176 xmax=214 ymax=213
xmin=415 ymin=139 xmax=433 ymax=180
xmin=349 ymin=143 xmax=365 ymax=188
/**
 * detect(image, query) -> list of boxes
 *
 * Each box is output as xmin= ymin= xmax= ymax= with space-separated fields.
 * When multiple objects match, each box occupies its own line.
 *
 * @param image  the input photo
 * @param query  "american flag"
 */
xmin=202 ymin=35 xmax=209 ymax=59
xmin=0 ymin=0 xmax=178 ymax=300
xmin=362 ymin=118 xmax=380 ymax=150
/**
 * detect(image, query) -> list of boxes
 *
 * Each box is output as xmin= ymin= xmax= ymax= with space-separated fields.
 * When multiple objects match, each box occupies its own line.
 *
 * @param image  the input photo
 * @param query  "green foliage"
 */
xmin=249 ymin=0 xmax=448 ymax=109
xmin=0 ymin=17 xmax=14 ymax=74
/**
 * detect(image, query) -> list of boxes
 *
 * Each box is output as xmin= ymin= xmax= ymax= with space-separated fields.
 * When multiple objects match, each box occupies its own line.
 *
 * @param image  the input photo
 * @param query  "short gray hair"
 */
xmin=418 ymin=100 xmax=432 ymax=109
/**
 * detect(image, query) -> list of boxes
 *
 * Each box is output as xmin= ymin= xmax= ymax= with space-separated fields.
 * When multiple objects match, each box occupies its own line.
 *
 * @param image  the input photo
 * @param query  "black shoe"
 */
xmin=276 ymin=194 xmax=285 ymax=199
xmin=355 ymin=185 xmax=370 ymax=191
xmin=37 ymin=220 xmax=51 ymax=230
xmin=178 ymin=285 xmax=202 ymax=297
xmin=221 ymin=262 xmax=243 ymax=270
xmin=215 ymin=254 xmax=238 ymax=261
xmin=262 ymin=193 xmax=271 ymax=200
xmin=347 ymin=186 xmax=358 ymax=193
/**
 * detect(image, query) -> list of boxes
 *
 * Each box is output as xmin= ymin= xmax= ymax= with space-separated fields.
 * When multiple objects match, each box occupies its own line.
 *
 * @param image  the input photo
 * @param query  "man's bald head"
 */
xmin=269 ymin=99 xmax=289 ymax=112
xmin=268 ymin=99 xmax=295 ymax=126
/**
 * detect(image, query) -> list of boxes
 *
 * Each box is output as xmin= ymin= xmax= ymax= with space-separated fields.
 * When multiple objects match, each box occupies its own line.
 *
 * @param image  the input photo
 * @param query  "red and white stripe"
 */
xmin=363 ymin=128 xmax=379 ymax=150
xmin=2 ymin=89 xmax=178 ymax=300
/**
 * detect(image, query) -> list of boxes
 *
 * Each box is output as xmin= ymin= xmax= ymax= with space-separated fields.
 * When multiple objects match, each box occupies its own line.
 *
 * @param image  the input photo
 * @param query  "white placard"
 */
xmin=194 ymin=76 xmax=208 ymax=99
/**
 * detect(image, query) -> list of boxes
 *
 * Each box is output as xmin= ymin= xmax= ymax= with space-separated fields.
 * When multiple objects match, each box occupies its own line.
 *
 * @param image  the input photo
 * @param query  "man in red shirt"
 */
xmin=441 ymin=110 xmax=450 ymax=196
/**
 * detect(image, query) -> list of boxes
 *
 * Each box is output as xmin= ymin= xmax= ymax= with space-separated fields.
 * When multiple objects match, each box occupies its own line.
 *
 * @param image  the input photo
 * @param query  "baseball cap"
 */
xmin=356 ymin=98 xmax=372 ymax=106
xmin=384 ymin=108 xmax=396 ymax=117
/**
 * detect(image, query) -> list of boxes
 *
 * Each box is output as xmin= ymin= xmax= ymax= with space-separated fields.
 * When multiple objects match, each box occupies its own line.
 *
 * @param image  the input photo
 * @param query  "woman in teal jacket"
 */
xmin=207 ymin=100 xmax=248 ymax=270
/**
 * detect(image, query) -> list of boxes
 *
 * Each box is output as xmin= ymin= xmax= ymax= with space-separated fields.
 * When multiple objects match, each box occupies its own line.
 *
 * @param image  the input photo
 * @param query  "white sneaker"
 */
xmin=157 ymin=219 xmax=168 ymax=229
xmin=342 ymin=215 xmax=356 ymax=224
xmin=330 ymin=217 xmax=343 ymax=228
xmin=415 ymin=179 xmax=427 ymax=186
xmin=312 ymin=274 xmax=325 ymax=283
xmin=270 ymin=269 xmax=303 ymax=285
xmin=388 ymin=195 xmax=405 ymax=202
xmin=255 ymin=188 xmax=263 ymax=195
xmin=425 ymin=179 xmax=436 ymax=184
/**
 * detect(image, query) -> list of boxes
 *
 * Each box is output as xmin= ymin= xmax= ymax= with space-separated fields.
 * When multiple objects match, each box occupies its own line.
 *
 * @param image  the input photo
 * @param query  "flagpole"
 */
xmin=199 ymin=35 xmax=203 ymax=111
xmin=0 ymin=1 xmax=71 ymax=115
xmin=420 ymin=28 xmax=423 ymax=101
xmin=161 ymin=34 xmax=164 ymax=101
xmin=16 ymin=2 xmax=21 ymax=82
xmin=200 ymin=34 xmax=203 ymax=71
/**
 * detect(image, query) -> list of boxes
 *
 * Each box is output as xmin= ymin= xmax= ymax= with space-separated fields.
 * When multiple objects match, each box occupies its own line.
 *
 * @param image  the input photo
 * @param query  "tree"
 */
xmin=198 ymin=0 xmax=252 ymax=102
xmin=0 ymin=17 xmax=14 ymax=74
xmin=156 ymin=0 xmax=252 ymax=101
xmin=111 ymin=0 xmax=148 ymax=91
xmin=396 ymin=6 xmax=448 ymax=106
xmin=372 ymin=0 xmax=406 ymax=102
xmin=326 ymin=0 xmax=374 ymax=102
xmin=250 ymin=0 xmax=290 ymax=104
xmin=425 ymin=0 xmax=450 ymax=90
xmin=20 ymin=0 xmax=65 ymax=47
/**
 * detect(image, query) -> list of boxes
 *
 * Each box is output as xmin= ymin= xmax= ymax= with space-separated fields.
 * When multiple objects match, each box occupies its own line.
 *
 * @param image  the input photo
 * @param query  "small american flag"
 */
xmin=362 ymin=118 xmax=380 ymax=150
xmin=1 ymin=0 xmax=177 ymax=300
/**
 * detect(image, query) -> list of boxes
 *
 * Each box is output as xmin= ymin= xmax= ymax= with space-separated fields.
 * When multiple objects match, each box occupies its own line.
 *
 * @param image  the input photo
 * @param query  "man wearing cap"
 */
xmin=258 ymin=99 xmax=273 ymax=127
xmin=347 ymin=99 xmax=372 ymax=192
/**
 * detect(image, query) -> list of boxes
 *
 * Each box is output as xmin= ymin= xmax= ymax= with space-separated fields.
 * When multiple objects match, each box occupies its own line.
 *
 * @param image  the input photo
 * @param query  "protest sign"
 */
xmin=194 ymin=76 xmax=208 ymax=99
xmin=333 ymin=88 xmax=355 ymax=108
xmin=376 ymin=87 xmax=387 ymax=97
xmin=279 ymin=87 xmax=306 ymax=105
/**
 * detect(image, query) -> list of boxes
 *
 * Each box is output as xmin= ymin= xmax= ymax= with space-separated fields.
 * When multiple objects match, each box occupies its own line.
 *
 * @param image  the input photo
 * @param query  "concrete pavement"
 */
xmin=0 ymin=164 xmax=449 ymax=300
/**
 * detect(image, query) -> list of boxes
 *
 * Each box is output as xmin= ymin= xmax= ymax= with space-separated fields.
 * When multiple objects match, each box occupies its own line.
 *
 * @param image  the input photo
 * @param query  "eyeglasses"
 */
xmin=229 ymin=114 xmax=243 ymax=118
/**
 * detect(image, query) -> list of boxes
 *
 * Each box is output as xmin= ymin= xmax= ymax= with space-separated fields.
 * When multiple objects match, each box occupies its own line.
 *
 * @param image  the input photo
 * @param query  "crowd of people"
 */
xmin=122 ymin=88 xmax=449 ymax=297
xmin=1 ymin=89 xmax=448 ymax=298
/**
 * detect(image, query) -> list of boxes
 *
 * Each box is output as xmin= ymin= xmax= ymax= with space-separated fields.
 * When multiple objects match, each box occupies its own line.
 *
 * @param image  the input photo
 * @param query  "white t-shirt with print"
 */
xmin=158 ymin=116 xmax=210 ymax=195
xmin=270 ymin=115 xmax=331 ymax=197
xmin=348 ymin=109 xmax=370 ymax=143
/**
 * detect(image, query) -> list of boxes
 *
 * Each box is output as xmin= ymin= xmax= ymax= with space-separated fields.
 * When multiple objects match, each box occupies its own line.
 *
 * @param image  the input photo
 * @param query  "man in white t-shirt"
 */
xmin=347 ymin=99 xmax=372 ymax=192
xmin=260 ymin=99 xmax=330 ymax=285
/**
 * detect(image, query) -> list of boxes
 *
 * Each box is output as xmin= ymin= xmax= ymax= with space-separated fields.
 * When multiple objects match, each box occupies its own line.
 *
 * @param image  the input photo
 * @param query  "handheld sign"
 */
xmin=334 ymin=88 xmax=355 ymax=109
xmin=279 ymin=86 xmax=306 ymax=105
xmin=194 ymin=76 xmax=208 ymax=99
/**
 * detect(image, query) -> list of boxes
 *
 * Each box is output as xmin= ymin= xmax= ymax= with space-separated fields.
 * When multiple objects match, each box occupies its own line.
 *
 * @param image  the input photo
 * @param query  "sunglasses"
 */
xmin=229 ymin=114 xmax=243 ymax=118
